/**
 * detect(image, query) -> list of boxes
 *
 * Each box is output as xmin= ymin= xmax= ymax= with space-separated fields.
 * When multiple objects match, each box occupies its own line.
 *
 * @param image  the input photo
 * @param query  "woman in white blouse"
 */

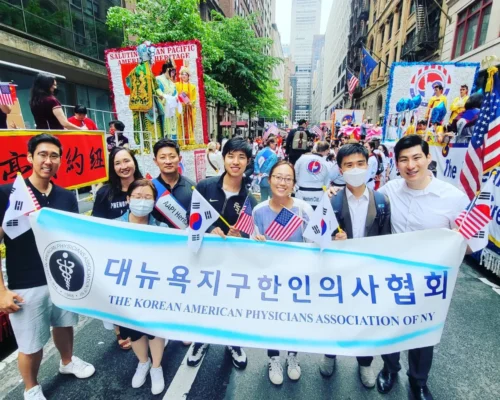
xmin=205 ymin=142 xmax=224 ymax=177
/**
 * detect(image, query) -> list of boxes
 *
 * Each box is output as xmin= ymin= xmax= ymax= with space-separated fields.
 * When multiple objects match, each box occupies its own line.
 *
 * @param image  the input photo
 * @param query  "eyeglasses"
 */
xmin=130 ymin=194 xmax=154 ymax=200
xmin=272 ymin=175 xmax=294 ymax=184
xmin=37 ymin=152 xmax=61 ymax=161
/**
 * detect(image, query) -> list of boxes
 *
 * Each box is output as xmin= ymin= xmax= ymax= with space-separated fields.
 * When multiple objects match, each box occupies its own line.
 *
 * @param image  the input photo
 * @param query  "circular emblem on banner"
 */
xmin=189 ymin=213 xmax=203 ymax=230
xmin=320 ymin=219 xmax=327 ymax=236
xmin=410 ymin=65 xmax=452 ymax=107
xmin=307 ymin=161 xmax=322 ymax=175
xmin=43 ymin=241 xmax=94 ymax=300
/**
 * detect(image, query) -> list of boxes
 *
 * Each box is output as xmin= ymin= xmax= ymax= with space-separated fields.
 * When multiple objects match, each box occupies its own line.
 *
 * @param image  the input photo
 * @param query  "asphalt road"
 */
xmin=1 ymin=260 xmax=500 ymax=400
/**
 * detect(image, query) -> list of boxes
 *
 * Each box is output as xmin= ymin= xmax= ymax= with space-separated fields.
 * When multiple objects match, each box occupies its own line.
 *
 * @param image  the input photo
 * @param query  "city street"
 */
xmin=1 ymin=260 xmax=499 ymax=400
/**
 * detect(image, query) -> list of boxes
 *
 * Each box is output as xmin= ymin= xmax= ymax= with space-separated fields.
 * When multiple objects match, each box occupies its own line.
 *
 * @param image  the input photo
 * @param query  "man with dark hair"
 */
xmin=286 ymin=119 xmax=313 ymax=164
xmin=320 ymin=143 xmax=391 ymax=388
xmin=151 ymin=139 xmax=194 ymax=228
xmin=0 ymin=134 xmax=95 ymax=400
xmin=449 ymin=84 xmax=470 ymax=123
xmin=107 ymin=120 xmax=129 ymax=151
xmin=363 ymin=141 xmax=378 ymax=190
xmin=186 ymin=137 xmax=257 ymax=370
xmin=68 ymin=105 xmax=98 ymax=130
xmin=426 ymin=83 xmax=448 ymax=121
xmin=376 ymin=135 xmax=469 ymax=400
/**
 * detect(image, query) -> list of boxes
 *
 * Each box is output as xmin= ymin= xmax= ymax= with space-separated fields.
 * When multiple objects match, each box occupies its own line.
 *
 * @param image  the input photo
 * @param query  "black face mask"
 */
xmin=53 ymin=88 xmax=60 ymax=96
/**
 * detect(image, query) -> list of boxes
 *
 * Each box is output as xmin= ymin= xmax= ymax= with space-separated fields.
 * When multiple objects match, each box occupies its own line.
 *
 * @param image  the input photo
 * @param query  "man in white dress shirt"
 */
xmin=376 ymin=135 xmax=469 ymax=400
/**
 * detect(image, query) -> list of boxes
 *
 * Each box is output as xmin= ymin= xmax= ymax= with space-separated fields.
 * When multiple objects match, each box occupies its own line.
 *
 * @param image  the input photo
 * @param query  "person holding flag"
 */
xmin=0 ymin=134 xmax=95 ymax=400
xmin=317 ymin=143 xmax=391 ymax=388
xmin=252 ymin=160 xmax=314 ymax=385
xmin=186 ymin=137 xmax=257 ymax=370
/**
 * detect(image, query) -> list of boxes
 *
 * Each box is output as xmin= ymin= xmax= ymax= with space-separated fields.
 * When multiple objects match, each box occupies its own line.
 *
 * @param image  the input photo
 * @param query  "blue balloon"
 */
xmin=430 ymin=102 xmax=447 ymax=124
xmin=411 ymin=95 xmax=422 ymax=110
xmin=396 ymin=98 xmax=406 ymax=112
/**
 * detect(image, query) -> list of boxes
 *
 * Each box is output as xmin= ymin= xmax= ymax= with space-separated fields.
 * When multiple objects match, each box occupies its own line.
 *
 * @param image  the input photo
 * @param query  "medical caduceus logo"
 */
xmin=409 ymin=65 xmax=452 ymax=107
xmin=44 ymin=241 xmax=94 ymax=300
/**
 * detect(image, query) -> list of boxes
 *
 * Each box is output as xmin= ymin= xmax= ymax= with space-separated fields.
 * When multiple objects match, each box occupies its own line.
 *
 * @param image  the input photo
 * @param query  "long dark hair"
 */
xmin=108 ymin=147 xmax=142 ymax=199
xmin=30 ymin=73 xmax=56 ymax=108
xmin=379 ymin=144 xmax=389 ymax=158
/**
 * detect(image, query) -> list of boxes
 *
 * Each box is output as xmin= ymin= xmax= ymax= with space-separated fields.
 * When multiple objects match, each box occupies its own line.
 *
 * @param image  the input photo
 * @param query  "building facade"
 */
xmin=219 ymin=0 xmax=272 ymax=41
xmin=289 ymin=0 xmax=321 ymax=122
xmin=356 ymin=0 xmax=449 ymax=123
xmin=271 ymin=23 xmax=285 ymax=99
xmin=322 ymin=0 xmax=350 ymax=118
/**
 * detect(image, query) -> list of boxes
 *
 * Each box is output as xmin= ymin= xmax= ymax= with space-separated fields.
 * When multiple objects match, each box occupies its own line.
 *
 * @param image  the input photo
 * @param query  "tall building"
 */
xmin=322 ymin=0 xmax=350 ymax=118
xmin=311 ymin=47 xmax=325 ymax=124
xmin=199 ymin=0 xmax=225 ymax=21
xmin=289 ymin=0 xmax=321 ymax=122
xmin=283 ymin=56 xmax=292 ymax=125
xmin=271 ymin=23 xmax=285 ymax=101
xmin=219 ymin=0 xmax=273 ymax=41
xmin=282 ymin=44 xmax=290 ymax=57
xmin=0 ymin=0 xmax=124 ymax=129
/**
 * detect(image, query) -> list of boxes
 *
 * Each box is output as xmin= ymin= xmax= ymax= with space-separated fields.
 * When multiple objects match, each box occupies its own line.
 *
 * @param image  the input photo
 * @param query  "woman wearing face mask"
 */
xmin=115 ymin=178 xmax=166 ymax=395
xmin=252 ymin=160 xmax=314 ymax=386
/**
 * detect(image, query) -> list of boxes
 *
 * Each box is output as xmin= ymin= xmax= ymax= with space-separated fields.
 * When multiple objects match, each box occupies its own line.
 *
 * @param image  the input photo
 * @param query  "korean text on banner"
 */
xmin=30 ymin=209 xmax=467 ymax=356
xmin=0 ymin=130 xmax=108 ymax=189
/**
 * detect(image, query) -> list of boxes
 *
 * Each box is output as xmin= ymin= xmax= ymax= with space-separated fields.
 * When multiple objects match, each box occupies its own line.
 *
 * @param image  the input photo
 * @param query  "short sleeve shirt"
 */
xmin=107 ymin=134 xmax=129 ymax=151
xmin=91 ymin=185 xmax=128 ymax=219
xmin=0 ymin=180 xmax=79 ymax=290
xmin=31 ymin=96 xmax=63 ymax=130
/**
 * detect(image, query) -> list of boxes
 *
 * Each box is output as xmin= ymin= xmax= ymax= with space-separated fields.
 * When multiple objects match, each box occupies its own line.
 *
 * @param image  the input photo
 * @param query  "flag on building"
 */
xmin=2 ymin=174 xmax=41 ymax=239
xmin=303 ymin=192 xmax=338 ymax=250
xmin=359 ymin=48 xmax=378 ymax=88
xmin=233 ymin=196 xmax=254 ymax=236
xmin=264 ymin=207 xmax=303 ymax=242
xmin=188 ymin=189 xmax=220 ymax=253
xmin=460 ymin=67 xmax=500 ymax=200
xmin=0 ymin=83 xmax=14 ymax=106
xmin=347 ymin=70 xmax=359 ymax=99
xmin=455 ymin=173 xmax=494 ymax=252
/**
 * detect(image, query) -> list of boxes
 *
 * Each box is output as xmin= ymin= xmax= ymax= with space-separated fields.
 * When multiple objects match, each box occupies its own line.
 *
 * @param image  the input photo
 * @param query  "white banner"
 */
xmin=429 ymin=143 xmax=468 ymax=187
xmin=30 ymin=209 xmax=466 ymax=356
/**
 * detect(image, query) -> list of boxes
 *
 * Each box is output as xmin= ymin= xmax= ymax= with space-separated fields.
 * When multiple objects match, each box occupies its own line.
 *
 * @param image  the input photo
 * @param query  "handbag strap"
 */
xmin=206 ymin=153 xmax=218 ymax=173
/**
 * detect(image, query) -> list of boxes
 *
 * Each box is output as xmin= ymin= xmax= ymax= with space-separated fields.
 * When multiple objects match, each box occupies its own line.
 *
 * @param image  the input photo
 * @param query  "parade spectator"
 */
xmin=29 ymin=73 xmax=84 ymax=131
xmin=67 ymin=105 xmax=98 ymax=130
xmin=254 ymin=135 xmax=279 ymax=201
xmin=115 ymin=178 xmax=165 ymax=395
xmin=0 ymin=134 xmax=94 ymax=400
xmin=252 ymin=160 xmax=314 ymax=385
xmin=205 ymin=142 xmax=224 ymax=177
xmin=107 ymin=120 xmax=129 ymax=151
xmin=215 ymin=141 xmax=222 ymax=154
xmin=0 ymin=103 xmax=11 ymax=129
xmin=187 ymin=137 xmax=257 ymax=370
xmin=378 ymin=144 xmax=391 ymax=186
xmin=376 ymin=135 xmax=469 ymax=400
xmin=321 ymin=143 xmax=391 ymax=388
xmin=286 ymin=119 xmax=313 ymax=164
xmin=364 ymin=141 xmax=378 ymax=190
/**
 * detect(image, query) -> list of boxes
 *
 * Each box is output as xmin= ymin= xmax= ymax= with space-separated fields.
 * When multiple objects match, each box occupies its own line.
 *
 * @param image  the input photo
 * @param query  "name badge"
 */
xmin=155 ymin=190 xmax=188 ymax=229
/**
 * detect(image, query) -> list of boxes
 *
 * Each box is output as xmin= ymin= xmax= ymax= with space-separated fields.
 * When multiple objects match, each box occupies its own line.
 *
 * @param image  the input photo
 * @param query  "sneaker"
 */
xmin=286 ymin=353 xmax=301 ymax=381
xmin=319 ymin=355 xmax=336 ymax=377
xmin=359 ymin=365 xmax=376 ymax=388
xmin=187 ymin=343 xmax=209 ymax=367
xmin=59 ymin=356 xmax=95 ymax=379
xmin=227 ymin=346 xmax=247 ymax=369
xmin=24 ymin=385 xmax=46 ymax=400
xmin=150 ymin=366 xmax=165 ymax=395
xmin=268 ymin=356 xmax=283 ymax=385
xmin=132 ymin=358 xmax=152 ymax=388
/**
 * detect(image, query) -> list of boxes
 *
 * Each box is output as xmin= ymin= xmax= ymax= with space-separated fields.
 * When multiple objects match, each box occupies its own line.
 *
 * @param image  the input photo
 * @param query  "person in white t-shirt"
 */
xmin=205 ymin=142 xmax=224 ymax=177
xmin=364 ymin=141 xmax=378 ymax=190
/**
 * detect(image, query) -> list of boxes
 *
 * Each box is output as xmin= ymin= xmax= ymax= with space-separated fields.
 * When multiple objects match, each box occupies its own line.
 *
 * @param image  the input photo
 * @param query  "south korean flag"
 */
xmin=2 ymin=174 xmax=40 ymax=239
xmin=303 ymin=192 xmax=338 ymax=251
xmin=188 ymin=189 xmax=221 ymax=253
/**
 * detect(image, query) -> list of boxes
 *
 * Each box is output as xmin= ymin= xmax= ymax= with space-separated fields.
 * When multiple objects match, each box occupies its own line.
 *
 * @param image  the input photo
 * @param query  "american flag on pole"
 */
xmin=0 ymin=83 xmax=14 ymax=106
xmin=459 ymin=68 xmax=500 ymax=200
xmin=311 ymin=125 xmax=323 ymax=138
xmin=264 ymin=207 xmax=303 ymax=242
xmin=347 ymin=70 xmax=359 ymax=99
xmin=233 ymin=196 xmax=254 ymax=236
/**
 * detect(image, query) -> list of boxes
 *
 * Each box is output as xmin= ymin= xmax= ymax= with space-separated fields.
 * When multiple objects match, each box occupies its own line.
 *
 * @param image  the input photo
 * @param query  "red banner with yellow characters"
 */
xmin=0 ymin=130 xmax=108 ymax=189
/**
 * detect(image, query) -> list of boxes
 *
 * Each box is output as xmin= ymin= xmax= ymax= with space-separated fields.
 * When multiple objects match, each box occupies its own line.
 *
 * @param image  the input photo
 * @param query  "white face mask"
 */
xmin=342 ymin=168 xmax=368 ymax=187
xmin=129 ymin=199 xmax=155 ymax=217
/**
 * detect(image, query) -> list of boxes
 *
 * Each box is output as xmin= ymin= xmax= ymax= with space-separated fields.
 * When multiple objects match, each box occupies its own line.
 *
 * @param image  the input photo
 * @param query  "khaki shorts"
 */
xmin=9 ymin=285 xmax=78 ymax=354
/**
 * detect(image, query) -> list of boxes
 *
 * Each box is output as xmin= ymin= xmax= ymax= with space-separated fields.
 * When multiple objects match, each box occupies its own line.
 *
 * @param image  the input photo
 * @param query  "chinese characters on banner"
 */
xmin=31 ymin=208 xmax=467 ymax=356
xmin=0 ymin=130 xmax=108 ymax=189
xmin=193 ymin=149 xmax=207 ymax=182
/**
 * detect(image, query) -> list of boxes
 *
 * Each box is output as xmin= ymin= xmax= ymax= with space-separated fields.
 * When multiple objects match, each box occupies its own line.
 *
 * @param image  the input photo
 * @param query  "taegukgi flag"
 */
xmin=188 ymin=189 xmax=220 ymax=253
xmin=303 ymin=192 xmax=338 ymax=250
xmin=2 ymin=174 xmax=40 ymax=239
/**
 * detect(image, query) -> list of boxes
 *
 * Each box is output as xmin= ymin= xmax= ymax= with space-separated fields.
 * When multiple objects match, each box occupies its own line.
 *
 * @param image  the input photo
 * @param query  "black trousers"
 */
xmin=381 ymin=346 xmax=434 ymax=387
xmin=325 ymin=354 xmax=373 ymax=367
xmin=119 ymin=326 xmax=155 ymax=342
xmin=268 ymin=350 xmax=296 ymax=357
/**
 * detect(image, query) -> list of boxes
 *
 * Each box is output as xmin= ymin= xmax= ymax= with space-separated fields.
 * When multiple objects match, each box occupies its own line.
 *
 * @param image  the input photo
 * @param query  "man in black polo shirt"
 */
xmin=151 ymin=139 xmax=194 ymax=228
xmin=0 ymin=134 xmax=95 ymax=400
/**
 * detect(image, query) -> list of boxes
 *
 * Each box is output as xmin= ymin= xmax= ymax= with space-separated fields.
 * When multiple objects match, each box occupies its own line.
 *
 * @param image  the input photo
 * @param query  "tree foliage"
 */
xmin=107 ymin=0 xmax=287 ymax=117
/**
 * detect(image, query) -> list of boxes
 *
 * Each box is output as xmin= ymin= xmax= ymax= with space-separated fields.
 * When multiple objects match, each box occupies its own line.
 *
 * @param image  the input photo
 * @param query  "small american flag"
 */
xmin=234 ymin=197 xmax=254 ymax=235
xmin=347 ymin=70 xmax=359 ymax=99
xmin=311 ymin=125 xmax=323 ymax=138
xmin=265 ymin=207 xmax=303 ymax=242
xmin=0 ymin=83 xmax=14 ymax=106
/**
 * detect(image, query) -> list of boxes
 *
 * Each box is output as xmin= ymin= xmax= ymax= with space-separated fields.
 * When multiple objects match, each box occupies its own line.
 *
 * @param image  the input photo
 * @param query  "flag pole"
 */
xmin=323 ymin=186 xmax=343 ymax=234
xmin=191 ymin=186 xmax=232 ymax=229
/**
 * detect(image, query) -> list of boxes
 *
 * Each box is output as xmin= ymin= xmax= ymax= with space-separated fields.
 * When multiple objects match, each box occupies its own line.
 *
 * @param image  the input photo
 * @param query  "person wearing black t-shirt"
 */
xmin=0 ymin=134 xmax=95 ymax=400
xmin=92 ymin=147 xmax=142 ymax=220
xmin=107 ymin=120 xmax=130 ymax=151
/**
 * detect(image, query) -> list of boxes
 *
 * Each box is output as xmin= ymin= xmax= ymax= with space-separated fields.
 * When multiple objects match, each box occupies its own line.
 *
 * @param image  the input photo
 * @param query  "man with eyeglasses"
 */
xmin=0 ymin=134 xmax=95 ymax=400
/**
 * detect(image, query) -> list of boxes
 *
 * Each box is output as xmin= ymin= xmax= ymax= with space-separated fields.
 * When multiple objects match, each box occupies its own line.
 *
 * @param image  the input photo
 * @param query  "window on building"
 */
xmin=452 ymin=0 xmax=492 ymax=58
xmin=409 ymin=0 xmax=416 ymax=15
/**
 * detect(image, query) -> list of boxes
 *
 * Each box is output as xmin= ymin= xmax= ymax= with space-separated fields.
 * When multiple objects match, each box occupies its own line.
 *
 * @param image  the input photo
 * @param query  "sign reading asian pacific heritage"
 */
xmin=31 ymin=208 xmax=467 ymax=356
xmin=0 ymin=130 xmax=108 ymax=189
